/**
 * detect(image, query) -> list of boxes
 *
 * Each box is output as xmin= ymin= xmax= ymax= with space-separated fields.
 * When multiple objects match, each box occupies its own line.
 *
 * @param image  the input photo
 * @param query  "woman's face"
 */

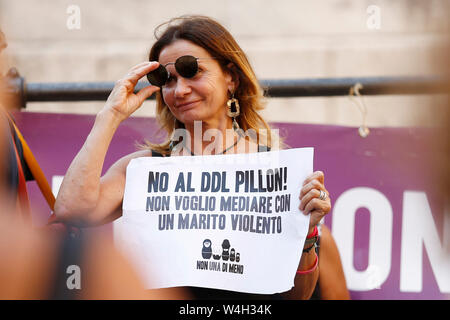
xmin=158 ymin=39 xmax=234 ymax=126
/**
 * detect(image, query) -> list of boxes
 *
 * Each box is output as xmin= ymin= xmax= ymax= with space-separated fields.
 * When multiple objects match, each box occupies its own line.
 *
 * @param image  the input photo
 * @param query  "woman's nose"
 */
xmin=174 ymin=78 xmax=192 ymax=98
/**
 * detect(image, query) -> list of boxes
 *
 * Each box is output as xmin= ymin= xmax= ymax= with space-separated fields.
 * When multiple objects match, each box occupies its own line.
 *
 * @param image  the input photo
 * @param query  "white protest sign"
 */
xmin=114 ymin=148 xmax=313 ymax=294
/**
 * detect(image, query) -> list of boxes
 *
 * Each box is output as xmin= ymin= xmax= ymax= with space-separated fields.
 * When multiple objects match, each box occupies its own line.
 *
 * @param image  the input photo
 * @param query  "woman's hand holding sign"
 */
xmin=283 ymin=170 xmax=331 ymax=299
xmin=299 ymin=171 xmax=331 ymax=236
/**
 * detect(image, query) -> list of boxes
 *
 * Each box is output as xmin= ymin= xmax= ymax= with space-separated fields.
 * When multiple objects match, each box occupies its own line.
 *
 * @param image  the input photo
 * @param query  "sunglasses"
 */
xmin=146 ymin=55 xmax=203 ymax=87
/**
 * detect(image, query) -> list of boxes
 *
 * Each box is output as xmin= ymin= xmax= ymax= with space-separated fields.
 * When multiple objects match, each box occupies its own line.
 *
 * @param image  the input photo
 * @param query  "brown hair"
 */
xmin=143 ymin=15 xmax=277 ymax=154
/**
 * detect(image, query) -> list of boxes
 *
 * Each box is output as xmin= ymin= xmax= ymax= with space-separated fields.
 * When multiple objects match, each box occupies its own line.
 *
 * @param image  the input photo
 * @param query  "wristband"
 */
xmin=304 ymin=225 xmax=319 ymax=248
xmin=303 ymin=242 xmax=316 ymax=253
xmin=296 ymin=252 xmax=318 ymax=275
xmin=306 ymin=225 xmax=318 ymax=239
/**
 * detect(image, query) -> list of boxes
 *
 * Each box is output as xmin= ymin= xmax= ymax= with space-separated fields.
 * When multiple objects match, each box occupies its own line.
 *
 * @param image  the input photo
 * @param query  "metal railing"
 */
xmin=1 ymin=68 xmax=449 ymax=109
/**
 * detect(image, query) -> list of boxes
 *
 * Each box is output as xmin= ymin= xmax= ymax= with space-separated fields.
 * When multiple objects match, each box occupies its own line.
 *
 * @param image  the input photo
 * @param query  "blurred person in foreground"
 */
xmin=0 ymin=29 xmax=186 ymax=300
xmin=54 ymin=16 xmax=332 ymax=299
xmin=0 ymin=29 xmax=34 ymax=221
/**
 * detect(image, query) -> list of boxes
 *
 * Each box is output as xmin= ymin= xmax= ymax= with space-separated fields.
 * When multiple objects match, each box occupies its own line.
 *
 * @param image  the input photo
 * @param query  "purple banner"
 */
xmin=14 ymin=112 xmax=449 ymax=300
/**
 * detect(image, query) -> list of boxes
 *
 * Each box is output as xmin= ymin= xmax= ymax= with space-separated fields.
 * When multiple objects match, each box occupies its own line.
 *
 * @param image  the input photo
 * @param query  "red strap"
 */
xmin=306 ymin=225 xmax=318 ymax=239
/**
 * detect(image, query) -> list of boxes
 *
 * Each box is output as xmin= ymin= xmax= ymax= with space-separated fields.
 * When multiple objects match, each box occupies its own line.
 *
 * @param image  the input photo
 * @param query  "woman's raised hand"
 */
xmin=299 ymin=171 xmax=331 ymax=234
xmin=103 ymin=62 xmax=160 ymax=122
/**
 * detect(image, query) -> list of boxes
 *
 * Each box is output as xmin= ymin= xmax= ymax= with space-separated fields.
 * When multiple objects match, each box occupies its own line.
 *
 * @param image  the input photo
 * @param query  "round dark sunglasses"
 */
xmin=146 ymin=55 xmax=202 ymax=87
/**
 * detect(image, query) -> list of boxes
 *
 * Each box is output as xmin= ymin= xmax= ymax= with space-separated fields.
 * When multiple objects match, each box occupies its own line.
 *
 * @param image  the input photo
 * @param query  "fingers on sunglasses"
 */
xmin=146 ymin=64 xmax=168 ymax=87
xmin=146 ymin=55 xmax=199 ymax=87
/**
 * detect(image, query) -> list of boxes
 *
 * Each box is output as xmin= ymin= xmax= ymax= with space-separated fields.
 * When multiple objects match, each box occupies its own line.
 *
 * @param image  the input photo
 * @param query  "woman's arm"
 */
xmin=282 ymin=246 xmax=319 ymax=300
xmin=282 ymin=171 xmax=331 ymax=299
xmin=54 ymin=62 xmax=160 ymax=226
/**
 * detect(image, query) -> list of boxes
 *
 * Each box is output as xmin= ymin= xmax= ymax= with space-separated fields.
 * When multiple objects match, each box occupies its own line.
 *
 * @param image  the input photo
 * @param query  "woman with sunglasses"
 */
xmin=54 ymin=16 xmax=331 ymax=299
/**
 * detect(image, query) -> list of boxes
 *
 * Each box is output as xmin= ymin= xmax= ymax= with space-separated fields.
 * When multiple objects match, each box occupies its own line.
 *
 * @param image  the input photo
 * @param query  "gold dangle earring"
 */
xmin=227 ymin=91 xmax=241 ymax=133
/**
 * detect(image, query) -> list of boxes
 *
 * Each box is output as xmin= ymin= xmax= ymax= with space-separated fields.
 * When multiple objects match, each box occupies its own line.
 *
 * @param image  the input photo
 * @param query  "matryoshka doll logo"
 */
xmin=202 ymin=239 xmax=212 ymax=259
xmin=200 ymin=239 xmax=240 ymax=262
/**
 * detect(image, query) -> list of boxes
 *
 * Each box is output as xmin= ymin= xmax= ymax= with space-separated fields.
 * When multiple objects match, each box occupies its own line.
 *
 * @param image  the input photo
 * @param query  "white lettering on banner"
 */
xmin=400 ymin=191 xmax=450 ymax=292
xmin=333 ymin=188 xmax=450 ymax=294
xmin=332 ymin=187 xmax=392 ymax=291
xmin=52 ymin=175 xmax=64 ymax=197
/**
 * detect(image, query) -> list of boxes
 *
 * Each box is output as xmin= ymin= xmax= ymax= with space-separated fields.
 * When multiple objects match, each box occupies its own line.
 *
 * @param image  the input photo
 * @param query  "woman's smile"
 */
xmin=158 ymin=39 xmax=233 ymax=126
xmin=175 ymin=99 xmax=202 ymax=111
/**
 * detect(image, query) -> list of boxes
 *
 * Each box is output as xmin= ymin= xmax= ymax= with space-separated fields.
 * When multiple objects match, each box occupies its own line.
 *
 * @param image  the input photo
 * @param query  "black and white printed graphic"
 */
xmin=197 ymin=239 xmax=244 ymax=274
xmin=202 ymin=239 xmax=212 ymax=259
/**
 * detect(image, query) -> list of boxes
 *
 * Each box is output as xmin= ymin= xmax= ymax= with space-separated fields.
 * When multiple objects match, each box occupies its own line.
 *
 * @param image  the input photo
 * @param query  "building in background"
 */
xmin=0 ymin=0 xmax=449 ymax=300
xmin=0 ymin=0 xmax=448 ymax=128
